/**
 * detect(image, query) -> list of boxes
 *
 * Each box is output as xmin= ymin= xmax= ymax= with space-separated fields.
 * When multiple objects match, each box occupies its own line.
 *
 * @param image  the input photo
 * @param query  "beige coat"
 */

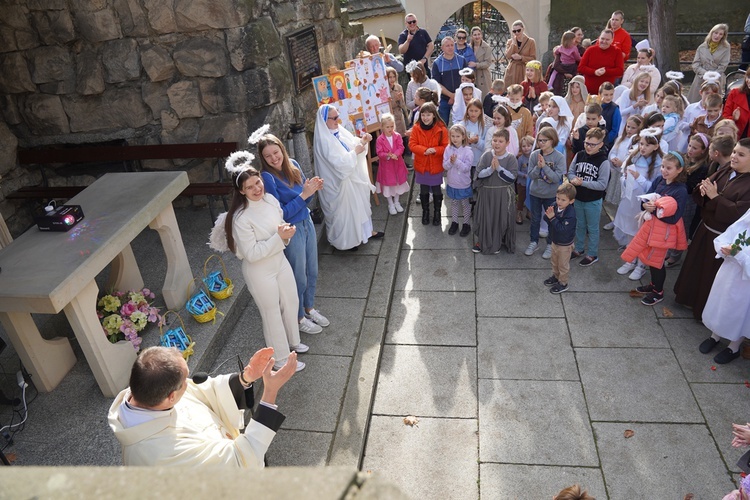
xmin=472 ymin=41 xmax=493 ymax=95
xmin=389 ymin=82 xmax=408 ymax=134
xmin=504 ymin=36 xmax=537 ymax=87
xmin=687 ymin=42 xmax=730 ymax=103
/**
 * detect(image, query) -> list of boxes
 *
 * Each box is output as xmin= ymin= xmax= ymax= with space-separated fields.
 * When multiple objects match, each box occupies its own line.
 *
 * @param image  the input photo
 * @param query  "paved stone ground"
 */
xmin=0 ymin=187 xmax=748 ymax=499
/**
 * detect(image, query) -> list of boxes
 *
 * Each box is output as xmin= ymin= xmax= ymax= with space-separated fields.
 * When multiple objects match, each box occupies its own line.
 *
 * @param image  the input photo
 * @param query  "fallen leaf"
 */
xmin=403 ymin=415 xmax=419 ymax=427
xmin=662 ymin=307 xmax=674 ymax=318
xmin=629 ymin=289 xmax=645 ymax=297
xmin=745 ymin=380 xmax=750 ymax=388
xmin=4 ymin=452 xmax=16 ymax=463
xmin=624 ymin=429 xmax=635 ymax=438
xmin=684 ymin=494 xmax=694 ymax=500
xmin=711 ymin=366 xmax=717 ymax=371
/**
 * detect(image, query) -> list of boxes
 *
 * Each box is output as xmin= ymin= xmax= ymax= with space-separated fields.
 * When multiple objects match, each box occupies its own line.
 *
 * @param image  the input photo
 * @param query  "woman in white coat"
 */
xmin=687 ymin=24 xmax=731 ymax=103
xmin=313 ymin=104 xmax=383 ymax=251
xmin=221 ymin=158 xmax=306 ymax=372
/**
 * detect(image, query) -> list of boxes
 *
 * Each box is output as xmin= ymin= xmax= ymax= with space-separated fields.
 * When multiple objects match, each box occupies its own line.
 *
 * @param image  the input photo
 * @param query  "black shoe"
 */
xmin=636 ymin=283 xmax=655 ymax=294
xmin=714 ymin=347 xmax=741 ymax=364
xmin=448 ymin=222 xmax=459 ymax=235
xmin=571 ymin=250 xmax=583 ymax=259
xmin=550 ymin=282 xmax=568 ymax=294
xmin=459 ymin=224 xmax=471 ymax=237
xmin=421 ymin=206 xmax=430 ymax=225
xmin=641 ymin=291 xmax=664 ymax=306
xmin=371 ymin=231 xmax=385 ymax=239
xmin=471 ymin=243 xmax=482 ymax=253
xmin=346 ymin=246 xmax=359 ymax=252
xmin=698 ymin=337 xmax=720 ymax=354
xmin=544 ymin=276 xmax=559 ymax=286
xmin=432 ymin=195 xmax=443 ymax=226
xmin=432 ymin=214 xmax=441 ymax=226
xmin=579 ymin=255 xmax=598 ymax=267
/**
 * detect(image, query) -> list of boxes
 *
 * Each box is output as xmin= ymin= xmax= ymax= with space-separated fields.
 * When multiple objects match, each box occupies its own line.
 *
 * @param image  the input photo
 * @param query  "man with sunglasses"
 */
xmin=398 ymin=14 xmax=434 ymax=77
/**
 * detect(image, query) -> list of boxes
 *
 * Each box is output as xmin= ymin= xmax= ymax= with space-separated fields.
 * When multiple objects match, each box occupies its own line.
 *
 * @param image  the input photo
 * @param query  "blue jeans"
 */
xmin=530 ymin=195 xmax=555 ymax=244
xmin=574 ymin=198 xmax=602 ymax=256
xmin=438 ymin=98 xmax=451 ymax=126
xmin=284 ymin=215 xmax=318 ymax=320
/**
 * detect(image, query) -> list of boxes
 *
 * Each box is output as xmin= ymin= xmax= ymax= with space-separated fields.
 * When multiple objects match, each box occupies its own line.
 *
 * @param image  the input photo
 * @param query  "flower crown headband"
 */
xmin=526 ymin=60 xmax=542 ymax=70
xmin=224 ymin=124 xmax=272 ymax=187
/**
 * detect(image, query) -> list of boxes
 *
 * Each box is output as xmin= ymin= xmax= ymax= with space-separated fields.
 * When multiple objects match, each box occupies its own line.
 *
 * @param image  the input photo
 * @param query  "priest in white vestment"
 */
xmin=109 ymin=346 xmax=296 ymax=467
xmin=313 ymin=104 xmax=383 ymax=251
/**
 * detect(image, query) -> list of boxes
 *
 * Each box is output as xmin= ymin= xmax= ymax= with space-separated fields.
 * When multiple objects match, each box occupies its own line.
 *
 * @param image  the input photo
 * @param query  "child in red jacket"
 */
xmin=410 ymin=102 xmax=449 ymax=225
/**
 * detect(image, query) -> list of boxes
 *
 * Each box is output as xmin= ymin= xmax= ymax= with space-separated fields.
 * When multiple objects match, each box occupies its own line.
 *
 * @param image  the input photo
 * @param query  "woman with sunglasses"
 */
xmin=504 ymin=20 xmax=537 ymax=88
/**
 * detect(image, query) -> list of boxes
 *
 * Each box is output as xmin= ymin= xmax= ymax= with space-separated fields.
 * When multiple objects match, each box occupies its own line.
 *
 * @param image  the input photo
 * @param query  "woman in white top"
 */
xmin=222 ymin=161 xmax=306 ymax=372
xmin=616 ymin=72 xmax=653 ymax=133
xmin=621 ymin=47 xmax=661 ymax=93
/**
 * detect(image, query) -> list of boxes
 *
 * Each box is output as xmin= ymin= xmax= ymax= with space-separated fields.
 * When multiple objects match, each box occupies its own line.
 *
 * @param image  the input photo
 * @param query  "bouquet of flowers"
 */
xmin=97 ymin=288 xmax=163 ymax=350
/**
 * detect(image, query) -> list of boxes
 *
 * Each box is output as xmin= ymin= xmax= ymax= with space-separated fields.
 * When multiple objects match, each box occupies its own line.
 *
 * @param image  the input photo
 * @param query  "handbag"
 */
xmin=203 ymin=254 xmax=233 ymax=300
xmin=159 ymin=311 xmax=195 ymax=360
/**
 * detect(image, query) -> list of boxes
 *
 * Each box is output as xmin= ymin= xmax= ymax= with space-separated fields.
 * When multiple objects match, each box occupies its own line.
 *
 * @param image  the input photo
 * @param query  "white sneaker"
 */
xmin=299 ymin=317 xmax=322 ymax=334
xmin=394 ymin=201 xmax=404 ymax=213
xmin=539 ymin=230 xmax=549 ymax=238
xmin=292 ymin=343 xmax=309 ymax=353
xmin=628 ymin=264 xmax=648 ymax=281
xmin=524 ymin=241 xmax=539 ymax=256
xmin=275 ymin=360 xmax=306 ymax=372
xmin=603 ymin=221 xmax=615 ymax=230
xmin=388 ymin=204 xmax=397 ymax=215
xmin=617 ymin=261 xmax=636 ymax=275
xmin=542 ymin=245 xmax=552 ymax=259
xmin=306 ymin=308 xmax=330 ymax=327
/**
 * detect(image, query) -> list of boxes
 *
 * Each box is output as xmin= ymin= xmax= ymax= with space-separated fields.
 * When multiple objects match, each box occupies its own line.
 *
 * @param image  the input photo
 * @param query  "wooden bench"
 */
xmin=10 ymin=141 xmax=239 ymax=219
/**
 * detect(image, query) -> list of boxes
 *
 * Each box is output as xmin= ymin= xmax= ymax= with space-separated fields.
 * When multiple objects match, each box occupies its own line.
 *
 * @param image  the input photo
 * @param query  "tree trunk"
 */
xmin=647 ymin=0 xmax=679 ymax=78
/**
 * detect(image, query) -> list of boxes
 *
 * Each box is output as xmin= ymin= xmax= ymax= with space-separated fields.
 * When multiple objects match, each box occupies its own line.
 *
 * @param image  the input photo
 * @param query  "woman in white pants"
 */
xmin=219 ymin=158 xmax=307 ymax=372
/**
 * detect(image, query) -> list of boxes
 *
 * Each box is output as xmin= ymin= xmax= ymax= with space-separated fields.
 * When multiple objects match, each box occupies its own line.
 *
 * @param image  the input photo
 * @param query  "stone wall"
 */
xmin=0 ymin=0 xmax=363 ymax=237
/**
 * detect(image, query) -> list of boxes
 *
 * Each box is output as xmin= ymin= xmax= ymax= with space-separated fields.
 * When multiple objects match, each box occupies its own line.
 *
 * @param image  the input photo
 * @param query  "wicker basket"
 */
xmin=203 ymin=254 xmax=234 ymax=300
xmin=159 ymin=311 xmax=195 ymax=360
xmin=185 ymin=278 xmax=220 ymax=323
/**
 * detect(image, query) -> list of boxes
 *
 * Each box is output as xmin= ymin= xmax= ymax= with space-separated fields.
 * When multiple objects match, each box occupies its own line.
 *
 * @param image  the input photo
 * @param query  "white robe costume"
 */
xmin=702 ymin=208 xmax=750 ymax=342
xmin=109 ymin=374 xmax=283 ymax=467
xmin=233 ymin=193 xmax=300 ymax=364
xmin=313 ymin=104 xmax=376 ymax=250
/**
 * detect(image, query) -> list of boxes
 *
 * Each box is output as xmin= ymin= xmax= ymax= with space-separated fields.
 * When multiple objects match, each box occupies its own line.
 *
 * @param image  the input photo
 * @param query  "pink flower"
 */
xmin=143 ymin=288 xmax=155 ymax=299
xmin=120 ymin=302 xmax=136 ymax=317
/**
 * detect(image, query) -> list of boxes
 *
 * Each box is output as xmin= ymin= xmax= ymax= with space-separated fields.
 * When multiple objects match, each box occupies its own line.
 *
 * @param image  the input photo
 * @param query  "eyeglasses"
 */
xmin=512 ymin=29 xmax=522 ymax=33
xmin=406 ymin=20 xmax=417 ymax=24
xmin=537 ymin=138 xmax=549 ymax=143
xmin=456 ymin=36 xmax=466 ymax=40
xmin=584 ymin=141 xmax=603 ymax=148
xmin=327 ymin=115 xmax=339 ymax=121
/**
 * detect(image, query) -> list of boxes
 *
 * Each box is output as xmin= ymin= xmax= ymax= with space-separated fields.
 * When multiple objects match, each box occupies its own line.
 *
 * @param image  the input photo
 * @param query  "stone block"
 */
xmin=564 ymin=292 xmax=669 ymax=348
xmin=226 ymin=17 xmax=280 ymax=71
xmin=62 ymin=88 xmax=151 ymax=132
xmin=362 ymin=416 xmax=478 ymax=500
xmin=1 ymin=95 xmax=22 ymax=125
xmin=478 ymin=379 xmax=598 ymax=466
xmin=478 ymin=317 xmax=579 ymax=381
xmin=160 ymin=117 xmax=199 ymax=144
xmin=480 ymin=464 xmax=606 ymax=500
xmin=140 ymin=45 xmax=175 ymax=82
xmin=27 ymin=46 xmax=74 ymax=85
xmin=316 ymin=254 xmax=376 ymax=299
xmin=0 ymin=121 xmax=18 ymax=177
xmin=265 ymin=429 xmax=330 ymax=467
xmin=28 ymin=0 xmax=67 ymax=9
xmin=266 ymin=58 xmax=291 ymax=104
xmin=38 ymin=79 xmax=77 ymax=95
xmin=394 ymin=249 xmax=475 ymax=292
xmin=0 ymin=5 xmax=39 ymax=51
xmin=576 ymin=348 xmax=702 ymax=422
xmin=75 ymin=45 xmax=105 ymax=95
xmin=0 ymin=53 xmax=36 ymax=93
xmin=476 ymin=269 xmax=565 ymax=318
xmin=173 ymin=37 xmax=229 ymax=78
xmin=141 ymin=80 xmax=170 ymax=119
xmin=174 ymin=0 xmax=252 ymax=30
xmin=373 ymin=345 xmax=476 ymax=418
xmin=71 ymin=2 xmax=123 ymax=42
xmin=102 ymin=39 xmax=141 ymax=83
xmin=594 ymin=422 xmax=734 ymax=498
xmin=0 ymin=26 xmax=16 ymax=53
xmin=30 ymin=9 xmax=75 ymax=45
xmin=197 ymin=112 xmax=247 ymax=144
xmin=241 ymin=69 xmax=272 ymax=109
xmin=319 ymin=19 xmax=342 ymax=44
xmin=386 ymin=290 xmax=476 ymax=346
xmin=196 ymin=77 xmax=220 ymax=114
xmin=160 ymin=109 xmax=179 ymax=131
xmin=167 ymin=80 xmax=203 ymax=119
xmin=271 ymin=3 xmax=297 ymax=27
xmin=143 ymin=0 xmax=177 ymax=34
xmin=20 ymin=94 xmax=70 ymax=135
xmin=113 ymin=0 xmax=149 ymax=37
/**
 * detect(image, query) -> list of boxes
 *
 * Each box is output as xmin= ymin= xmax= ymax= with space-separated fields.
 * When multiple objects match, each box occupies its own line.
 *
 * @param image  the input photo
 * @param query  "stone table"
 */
xmin=0 ymin=172 xmax=192 ymax=397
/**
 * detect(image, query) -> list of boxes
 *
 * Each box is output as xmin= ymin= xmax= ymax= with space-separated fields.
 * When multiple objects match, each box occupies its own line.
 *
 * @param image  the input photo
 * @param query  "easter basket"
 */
xmin=186 ymin=278 xmax=221 ymax=323
xmin=203 ymin=254 xmax=234 ymax=300
xmin=159 ymin=311 xmax=195 ymax=360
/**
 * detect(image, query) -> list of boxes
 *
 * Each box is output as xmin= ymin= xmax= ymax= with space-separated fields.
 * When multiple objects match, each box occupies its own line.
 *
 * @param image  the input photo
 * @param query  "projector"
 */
xmin=35 ymin=204 xmax=84 ymax=232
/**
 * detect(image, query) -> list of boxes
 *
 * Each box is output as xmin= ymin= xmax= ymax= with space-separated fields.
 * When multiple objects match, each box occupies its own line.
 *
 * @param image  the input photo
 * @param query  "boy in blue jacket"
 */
xmin=543 ymin=183 xmax=577 ymax=294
